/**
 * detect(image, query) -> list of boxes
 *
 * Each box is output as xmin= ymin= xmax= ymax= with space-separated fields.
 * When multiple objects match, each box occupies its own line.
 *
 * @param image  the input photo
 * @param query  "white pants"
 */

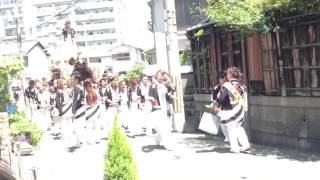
xmin=35 ymin=108 xmax=50 ymax=132
xmin=84 ymin=118 xmax=97 ymax=144
xmin=153 ymin=109 xmax=173 ymax=148
xmin=212 ymin=113 xmax=229 ymax=141
xmin=221 ymin=124 xmax=229 ymax=141
xmin=141 ymin=101 xmax=153 ymax=135
xmin=226 ymin=121 xmax=250 ymax=152
xmin=52 ymin=116 xmax=62 ymax=134
xmin=73 ymin=117 xmax=85 ymax=147
xmin=61 ymin=117 xmax=72 ymax=139
xmin=118 ymin=105 xmax=129 ymax=128
xmin=127 ymin=105 xmax=142 ymax=136
xmin=98 ymin=109 xmax=108 ymax=138
xmin=106 ymin=107 xmax=117 ymax=134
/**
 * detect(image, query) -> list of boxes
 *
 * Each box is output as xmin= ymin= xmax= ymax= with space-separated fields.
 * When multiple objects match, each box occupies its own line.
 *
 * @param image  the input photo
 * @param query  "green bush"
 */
xmin=8 ymin=111 xmax=26 ymax=125
xmin=104 ymin=113 xmax=138 ymax=180
xmin=9 ymin=112 xmax=42 ymax=147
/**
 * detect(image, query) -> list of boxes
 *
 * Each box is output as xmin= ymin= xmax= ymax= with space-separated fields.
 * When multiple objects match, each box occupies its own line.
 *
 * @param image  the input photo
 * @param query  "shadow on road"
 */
xmin=181 ymin=133 xmax=320 ymax=162
xmin=142 ymin=145 xmax=166 ymax=153
xmin=67 ymin=146 xmax=80 ymax=153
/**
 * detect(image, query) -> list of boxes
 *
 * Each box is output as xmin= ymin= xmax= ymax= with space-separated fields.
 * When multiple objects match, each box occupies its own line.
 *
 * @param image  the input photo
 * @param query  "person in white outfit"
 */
xmin=24 ymin=80 xmax=37 ymax=121
xmin=118 ymin=80 xmax=130 ymax=133
xmin=216 ymin=67 xmax=250 ymax=153
xmin=138 ymin=75 xmax=152 ymax=136
xmin=83 ymin=79 xmax=101 ymax=144
xmin=207 ymin=72 xmax=229 ymax=142
xmin=34 ymin=83 xmax=50 ymax=132
xmin=105 ymin=76 xmax=120 ymax=132
xmin=98 ymin=78 xmax=109 ymax=139
xmin=56 ymin=79 xmax=73 ymax=139
xmin=71 ymin=75 xmax=86 ymax=147
xmin=149 ymin=70 xmax=174 ymax=150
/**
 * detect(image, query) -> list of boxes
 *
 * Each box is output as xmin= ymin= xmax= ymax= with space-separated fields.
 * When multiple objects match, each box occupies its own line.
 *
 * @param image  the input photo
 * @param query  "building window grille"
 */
xmin=190 ymin=29 xmax=245 ymax=94
xmin=260 ymin=14 xmax=320 ymax=96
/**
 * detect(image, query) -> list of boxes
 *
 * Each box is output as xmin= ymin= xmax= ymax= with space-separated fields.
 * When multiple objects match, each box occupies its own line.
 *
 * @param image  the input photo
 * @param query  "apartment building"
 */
xmin=0 ymin=0 xmax=34 ymax=53
xmin=33 ymin=0 xmax=153 ymax=74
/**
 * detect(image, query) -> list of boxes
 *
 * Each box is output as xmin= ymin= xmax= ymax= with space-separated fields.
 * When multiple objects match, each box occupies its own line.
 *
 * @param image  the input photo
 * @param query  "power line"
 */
xmin=38 ymin=0 xmax=81 ymax=27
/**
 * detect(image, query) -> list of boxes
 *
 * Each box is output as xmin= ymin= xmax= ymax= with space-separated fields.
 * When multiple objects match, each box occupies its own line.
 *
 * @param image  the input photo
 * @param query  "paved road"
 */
xmin=21 ymin=131 xmax=107 ymax=180
xmin=20 ymin=129 xmax=320 ymax=180
xmin=129 ymin=133 xmax=320 ymax=180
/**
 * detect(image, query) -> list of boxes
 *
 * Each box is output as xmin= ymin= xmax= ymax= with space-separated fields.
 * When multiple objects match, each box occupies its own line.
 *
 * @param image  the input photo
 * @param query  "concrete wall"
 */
xmin=181 ymin=73 xmax=196 ymax=132
xmin=249 ymin=96 xmax=320 ymax=151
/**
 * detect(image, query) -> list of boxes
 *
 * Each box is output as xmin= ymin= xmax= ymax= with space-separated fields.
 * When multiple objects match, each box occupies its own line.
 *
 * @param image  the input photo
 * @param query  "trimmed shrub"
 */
xmin=104 ymin=113 xmax=138 ymax=180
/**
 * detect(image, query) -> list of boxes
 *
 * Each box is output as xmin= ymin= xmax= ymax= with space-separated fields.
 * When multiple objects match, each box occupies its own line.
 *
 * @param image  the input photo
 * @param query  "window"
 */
xmin=89 ymin=57 xmax=101 ymax=63
xmin=5 ymin=28 xmax=16 ymax=36
xmin=37 ymin=16 xmax=45 ymax=22
xmin=76 ymin=41 xmax=86 ymax=47
xmin=76 ymin=31 xmax=84 ymax=36
xmin=112 ymin=53 xmax=130 ymax=61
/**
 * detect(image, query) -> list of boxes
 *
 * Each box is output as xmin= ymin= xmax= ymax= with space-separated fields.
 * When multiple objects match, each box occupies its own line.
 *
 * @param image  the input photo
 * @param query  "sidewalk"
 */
xmin=128 ymin=133 xmax=320 ymax=180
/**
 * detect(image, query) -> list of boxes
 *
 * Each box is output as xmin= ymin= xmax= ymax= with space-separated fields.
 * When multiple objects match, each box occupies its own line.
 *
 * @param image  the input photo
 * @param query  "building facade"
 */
xmin=0 ymin=0 xmax=34 ymax=41
xmin=14 ymin=0 xmax=152 ymax=74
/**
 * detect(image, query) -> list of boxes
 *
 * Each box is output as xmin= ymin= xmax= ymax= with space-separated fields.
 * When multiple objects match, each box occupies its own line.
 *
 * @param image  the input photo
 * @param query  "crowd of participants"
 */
xmin=7 ymin=66 xmax=251 ymax=153
xmin=8 ymin=70 xmax=177 ymax=149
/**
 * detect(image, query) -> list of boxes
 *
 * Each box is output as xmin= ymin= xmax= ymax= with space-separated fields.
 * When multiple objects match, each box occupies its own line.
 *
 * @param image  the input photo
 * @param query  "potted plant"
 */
xmin=9 ymin=112 xmax=42 ymax=155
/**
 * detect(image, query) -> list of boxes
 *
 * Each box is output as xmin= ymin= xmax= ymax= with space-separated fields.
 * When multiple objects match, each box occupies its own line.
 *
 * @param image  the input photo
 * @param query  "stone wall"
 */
xmin=249 ymin=96 xmax=320 ymax=151
xmin=181 ymin=73 xmax=197 ymax=132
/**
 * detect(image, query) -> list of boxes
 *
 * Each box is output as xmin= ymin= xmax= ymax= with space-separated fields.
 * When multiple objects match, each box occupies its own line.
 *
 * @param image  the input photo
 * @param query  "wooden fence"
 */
xmin=187 ymin=13 xmax=320 ymax=96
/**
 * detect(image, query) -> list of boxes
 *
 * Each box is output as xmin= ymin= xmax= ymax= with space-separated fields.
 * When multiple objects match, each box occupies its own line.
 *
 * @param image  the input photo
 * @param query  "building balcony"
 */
xmin=75 ymin=23 xmax=117 ymax=31
xmin=75 ymin=11 xmax=114 ymax=21
xmin=77 ymin=1 xmax=116 ymax=10
xmin=76 ymin=33 xmax=117 ymax=42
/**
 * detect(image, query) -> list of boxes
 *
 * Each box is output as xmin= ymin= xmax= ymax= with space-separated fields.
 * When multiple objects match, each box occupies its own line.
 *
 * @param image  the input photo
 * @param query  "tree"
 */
xmin=0 ymin=56 xmax=24 ymax=111
xmin=204 ymin=0 xmax=320 ymax=33
xmin=124 ymin=64 xmax=144 ymax=82
xmin=104 ymin=113 xmax=138 ymax=180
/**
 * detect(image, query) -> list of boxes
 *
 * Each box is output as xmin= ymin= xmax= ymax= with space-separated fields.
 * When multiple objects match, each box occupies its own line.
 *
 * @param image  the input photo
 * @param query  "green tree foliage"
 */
xmin=124 ymin=64 xmax=144 ymax=82
xmin=0 ymin=56 xmax=24 ymax=111
xmin=9 ymin=112 xmax=42 ymax=147
xmin=204 ymin=0 xmax=320 ymax=33
xmin=104 ymin=113 xmax=138 ymax=180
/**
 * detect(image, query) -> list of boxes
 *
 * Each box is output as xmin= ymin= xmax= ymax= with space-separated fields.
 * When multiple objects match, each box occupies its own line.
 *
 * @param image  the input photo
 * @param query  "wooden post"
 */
xmin=309 ymin=25 xmax=319 ymax=96
xmin=227 ymin=32 xmax=233 ymax=67
xmin=275 ymin=31 xmax=287 ymax=96
xmin=292 ymin=28 xmax=301 ymax=90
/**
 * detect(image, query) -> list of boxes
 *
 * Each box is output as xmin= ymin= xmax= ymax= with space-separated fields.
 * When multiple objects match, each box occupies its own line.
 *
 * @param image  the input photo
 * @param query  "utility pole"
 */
xmin=15 ymin=5 xmax=23 ymax=62
xmin=151 ymin=0 xmax=169 ymax=72
xmin=150 ymin=0 xmax=185 ymax=132
xmin=164 ymin=0 xmax=185 ymax=132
